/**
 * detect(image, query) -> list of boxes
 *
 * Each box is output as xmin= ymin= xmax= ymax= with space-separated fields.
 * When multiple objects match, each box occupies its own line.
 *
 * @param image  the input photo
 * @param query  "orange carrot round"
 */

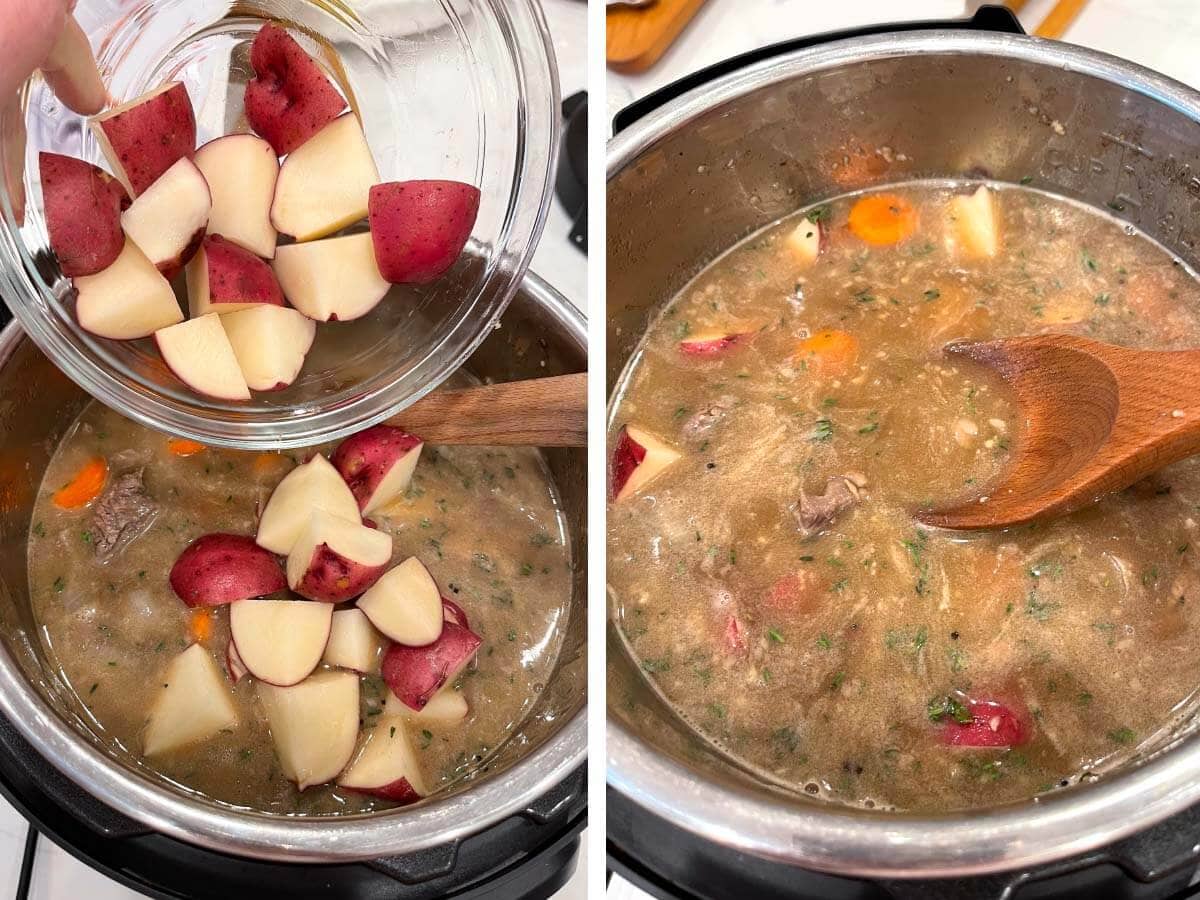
xmin=167 ymin=438 xmax=206 ymax=457
xmin=52 ymin=457 xmax=107 ymax=509
xmin=189 ymin=608 xmax=214 ymax=643
xmin=848 ymin=193 xmax=917 ymax=245
xmin=253 ymin=452 xmax=288 ymax=476
xmin=796 ymin=329 xmax=860 ymax=374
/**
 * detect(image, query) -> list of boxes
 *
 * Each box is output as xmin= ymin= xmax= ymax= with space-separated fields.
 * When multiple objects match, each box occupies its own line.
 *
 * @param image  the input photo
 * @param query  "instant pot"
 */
xmin=607 ymin=7 xmax=1200 ymax=898
xmin=0 ymin=271 xmax=586 ymax=898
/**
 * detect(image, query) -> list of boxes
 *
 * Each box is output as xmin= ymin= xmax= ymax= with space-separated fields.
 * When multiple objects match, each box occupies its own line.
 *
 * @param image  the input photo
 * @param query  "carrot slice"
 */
xmin=52 ymin=457 xmax=108 ymax=509
xmin=253 ymin=452 xmax=288 ymax=476
xmin=167 ymin=438 xmax=207 ymax=457
xmin=796 ymin=329 xmax=860 ymax=374
xmin=848 ymin=193 xmax=917 ymax=245
xmin=189 ymin=608 xmax=214 ymax=643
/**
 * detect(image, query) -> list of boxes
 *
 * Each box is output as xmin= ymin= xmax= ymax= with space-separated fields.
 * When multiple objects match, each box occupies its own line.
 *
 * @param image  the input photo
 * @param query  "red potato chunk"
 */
xmin=611 ymin=425 xmax=681 ymax=501
xmin=91 ymin=82 xmax=197 ymax=196
xmin=244 ymin=24 xmax=346 ymax=156
xmin=291 ymin=541 xmax=389 ymax=602
xmin=226 ymin=638 xmax=249 ymax=683
xmin=169 ymin=533 xmax=287 ymax=607
xmin=120 ymin=158 xmax=211 ymax=277
xmin=256 ymin=671 xmax=359 ymax=789
xmin=336 ymin=716 xmax=429 ymax=804
xmin=187 ymin=234 xmax=285 ymax=318
xmin=75 ymin=239 xmax=183 ymax=340
xmin=678 ymin=331 xmax=751 ymax=356
xmin=285 ymin=510 xmax=392 ymax=602
xmin=155 ymin=314 xmax=251 ymax=401
xmin=382 ymin=617 xmax=482 ymax=711
xmin=331 ymin=424 xmax=424 ymax=513
xmin=357 ymin=557 xmax=444 ymax=646
xmin=143 ymin=644 xmax=238 ymax=756
xmin=268 ymin=114 xmax=378 ymax=242
xmin=38 ymin=153 xmax=128 ymax=277
xmin=368 ymin=180 xmax=481 ymax=284
xmin=938 ymin=697 xmax=1031 ymax=748
xmin=441 ymin=597 xmax=469 ymax=628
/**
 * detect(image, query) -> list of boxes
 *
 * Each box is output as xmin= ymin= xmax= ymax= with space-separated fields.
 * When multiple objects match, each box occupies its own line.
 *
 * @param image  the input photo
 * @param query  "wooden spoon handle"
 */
xmin=386 ymin=373 xmax=587 ymax=446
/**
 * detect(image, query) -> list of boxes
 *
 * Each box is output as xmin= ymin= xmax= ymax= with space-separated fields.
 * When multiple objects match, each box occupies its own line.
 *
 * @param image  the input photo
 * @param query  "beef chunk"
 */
xmin=794 ymin=474 xmax=866 ymax=539
xmin=682 ymin=395 xmax=735 ymax=441
xmin=90 ymin=468 xmax=157 ymax=564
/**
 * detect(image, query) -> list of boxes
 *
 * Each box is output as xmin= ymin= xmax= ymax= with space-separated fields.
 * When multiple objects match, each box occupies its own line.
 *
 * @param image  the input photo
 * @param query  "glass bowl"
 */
xmin=0 ymin=0 xmax=559 ymax=449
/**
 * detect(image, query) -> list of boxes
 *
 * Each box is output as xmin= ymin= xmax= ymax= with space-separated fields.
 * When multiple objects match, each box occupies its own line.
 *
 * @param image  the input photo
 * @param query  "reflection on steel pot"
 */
xmin=0 ymin=271 xmax=585 ymax=863
xmin=607 ymin=29 xmax=1200 ymax=879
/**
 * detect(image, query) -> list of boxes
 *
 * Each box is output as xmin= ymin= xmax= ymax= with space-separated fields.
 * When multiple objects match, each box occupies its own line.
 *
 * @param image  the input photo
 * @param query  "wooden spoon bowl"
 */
xmin=917 ymin=334 xmax=1200 ymax=530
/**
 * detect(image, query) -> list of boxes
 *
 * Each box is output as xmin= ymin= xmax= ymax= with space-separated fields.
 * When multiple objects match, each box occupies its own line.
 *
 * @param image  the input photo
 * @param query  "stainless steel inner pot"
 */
xmin=607 ymin=31 xmax=1200 ymax=878
xmin=0 ymin=272 xmax=586 ymax=862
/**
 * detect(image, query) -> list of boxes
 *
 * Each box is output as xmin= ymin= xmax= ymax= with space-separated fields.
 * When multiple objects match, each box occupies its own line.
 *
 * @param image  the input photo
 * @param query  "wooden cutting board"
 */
xmin=606 ymin=0 xmax=708 ymax=74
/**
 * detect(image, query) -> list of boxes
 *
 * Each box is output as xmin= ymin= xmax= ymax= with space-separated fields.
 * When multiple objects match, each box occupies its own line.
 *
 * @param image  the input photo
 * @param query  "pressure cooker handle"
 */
xmin=612 ymin=4 xmax=1025 ymax=133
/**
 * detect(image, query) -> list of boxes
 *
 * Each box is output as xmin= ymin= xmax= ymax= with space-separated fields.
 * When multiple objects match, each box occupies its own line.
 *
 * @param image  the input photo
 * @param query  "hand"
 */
xmin=0 ymin=0 xmax=105 ymax=115
xmin=0 ymin=1 xmax=105 ymax=222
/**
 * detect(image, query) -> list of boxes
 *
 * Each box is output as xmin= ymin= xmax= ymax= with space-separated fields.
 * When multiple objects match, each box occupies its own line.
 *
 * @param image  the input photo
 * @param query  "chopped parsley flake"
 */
xmin=927 ymin=695 xmax=973 ymax=725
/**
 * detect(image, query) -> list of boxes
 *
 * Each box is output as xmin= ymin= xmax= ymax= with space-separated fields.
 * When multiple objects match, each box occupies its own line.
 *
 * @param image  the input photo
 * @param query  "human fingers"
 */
xmin=41 ymin=15 xmax=106 ymax=114
xmin=0 ymin=0 xmax=70 ymax=103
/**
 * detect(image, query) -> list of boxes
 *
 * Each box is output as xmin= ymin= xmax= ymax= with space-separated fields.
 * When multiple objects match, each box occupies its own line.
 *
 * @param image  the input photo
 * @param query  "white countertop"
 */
xmin=1 ymin=1 xmax=588 ymax=897
xmin=606 ymin=0 xmax=1200 ymax=896
xmin=606 ymin=0 xmax=1200 ymax=125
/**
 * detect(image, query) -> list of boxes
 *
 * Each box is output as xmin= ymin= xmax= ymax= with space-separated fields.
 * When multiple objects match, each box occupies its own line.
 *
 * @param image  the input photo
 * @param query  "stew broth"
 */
xmin=609 ymin=181 xmax=1200 ymax=811
xmin=29 ymin=401 xmax=570 ymax=814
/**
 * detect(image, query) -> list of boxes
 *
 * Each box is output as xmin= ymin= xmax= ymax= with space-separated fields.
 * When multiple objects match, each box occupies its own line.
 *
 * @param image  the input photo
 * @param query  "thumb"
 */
xmin=0 ymin=0 xmax=70 ymax=102
xmin=42 ymin=14 xmax=106 ymax=114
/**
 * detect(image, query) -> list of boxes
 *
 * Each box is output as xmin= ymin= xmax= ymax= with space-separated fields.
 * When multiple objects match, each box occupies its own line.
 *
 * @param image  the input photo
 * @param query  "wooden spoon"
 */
xmin=384 ymin=372 xmax=586 ymax=446
xmin=916 ymin=334 xmax=1200 ymax=530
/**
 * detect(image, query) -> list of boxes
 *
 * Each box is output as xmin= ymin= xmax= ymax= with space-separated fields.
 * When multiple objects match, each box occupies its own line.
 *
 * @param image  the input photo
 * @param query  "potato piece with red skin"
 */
xmin=331 ymin=425 xmax=424 ymax=513
xmin=382 ymin=616 xmax=482 ymax=711
xmin=368 ymin=181 xmax=480 ymax=284
xmin=226 ymin=638 xmax=249 ymax=683
xmin=222 ymin=305 xmax=316 ymax=392
xmin=255 ymin=454 xmax=359 ymax=555
xmin=91 ymin=82 xmax=196 ymax=196
xmin=75 ymin=239 xmax=183 ymax=339
xmin=257 ymin=670 xmax=359 ymax=789
xmin=356 ymin=557 xmax=444 ymax=646
xmin=120 ymin=157 xmax=211 ymax=278
xmin=939 ymin=696 xmax=1032 ymax=748
xmin=291 ymin=542 xmax=388 ymax=602
xmin=187 ymin=235 xmax=286 ymax=318
xmin=244 ymin=24 xmax=346 ymax=156
xmin=441 ymin=597 xmax=469 ymax=628
xmin=336 ymin=716 xmax=429 ymax=803
xmin=269 ymin=114 xmax=378 ymax=242
xmin=38 ymin=152 xmax=128 ymax=277
xmin=286 ymin=510 xmax=392 ymax=602
xmin=611 ymin=425 xmax=681 ymax=501
xmin=155 ymin=314 xmax=251 ymax=401
xmin=384 ymin=685 xmax=468 ymax=725
xmin=193 ymin=134 xmax=279 ymax=258
xmin=229 ymin=598 xmax=333 ymax=686
xmin=678 ymin=331 xmax=751 ymax=356
xmin=169 ymin=533 xmax=286 ymax=607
